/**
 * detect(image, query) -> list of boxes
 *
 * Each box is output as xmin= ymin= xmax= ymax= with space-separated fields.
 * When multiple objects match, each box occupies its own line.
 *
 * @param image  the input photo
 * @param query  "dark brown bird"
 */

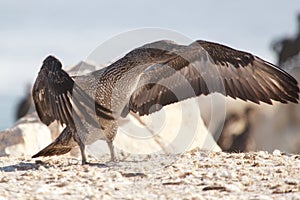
xmin=216 ymin=107 xmax=255 ymax=152
xmin=32 ymin=40 xmax=299 ymax=164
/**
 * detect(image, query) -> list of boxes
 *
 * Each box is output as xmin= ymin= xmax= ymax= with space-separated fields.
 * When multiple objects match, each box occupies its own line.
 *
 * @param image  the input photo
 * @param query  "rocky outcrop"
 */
xmin=0 ymin=113 xmax=52 ymax=157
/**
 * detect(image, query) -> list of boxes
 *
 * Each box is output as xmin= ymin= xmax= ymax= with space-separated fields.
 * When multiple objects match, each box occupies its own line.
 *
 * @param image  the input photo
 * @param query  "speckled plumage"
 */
xmin=32 ymin=40 xmax=299 ymax=164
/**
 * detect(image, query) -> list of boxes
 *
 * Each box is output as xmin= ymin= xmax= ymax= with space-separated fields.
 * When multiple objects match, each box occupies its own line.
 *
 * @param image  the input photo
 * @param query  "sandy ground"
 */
xmin=1 ymin=149 xmax=300 ymax=200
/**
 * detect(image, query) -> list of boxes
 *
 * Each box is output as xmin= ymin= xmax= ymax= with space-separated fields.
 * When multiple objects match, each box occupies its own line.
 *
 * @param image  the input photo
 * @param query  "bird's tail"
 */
xmin=32 ymin=127 xmax=76 ymax=158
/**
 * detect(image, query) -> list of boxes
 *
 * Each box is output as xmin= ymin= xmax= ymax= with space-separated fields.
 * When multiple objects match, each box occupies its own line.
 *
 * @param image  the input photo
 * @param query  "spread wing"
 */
xmin=32 ymin=56 xmax=113 ymax=129
xmin=126 ymin=40 xmax=299 ymax=116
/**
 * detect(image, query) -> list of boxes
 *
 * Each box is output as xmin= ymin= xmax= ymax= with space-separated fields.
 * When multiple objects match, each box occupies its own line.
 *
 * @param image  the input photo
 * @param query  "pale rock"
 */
xmin=272 ymin=149 xmax=281 ymax=156
xmin=0 ymin=113 xmax=52 ymax=157
xmin=87 ymin=99 xmax=221 ymax=159
xmin=225 ymin=184 xmax=242 ymax=192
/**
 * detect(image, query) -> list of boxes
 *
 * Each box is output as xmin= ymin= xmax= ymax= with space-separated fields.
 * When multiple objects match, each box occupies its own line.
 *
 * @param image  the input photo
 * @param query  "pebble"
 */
xmin=0 ymin=150 xmax=299 ymax=199
xmin=225 ymin=184 xmax=241 ymax=192
xmin=272 ymin=149 xmax=281 ymax=156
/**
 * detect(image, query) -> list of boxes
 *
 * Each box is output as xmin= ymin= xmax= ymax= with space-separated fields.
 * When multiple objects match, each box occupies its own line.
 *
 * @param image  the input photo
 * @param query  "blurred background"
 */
xmin=0 ymin=1 xmax=300 ymax=151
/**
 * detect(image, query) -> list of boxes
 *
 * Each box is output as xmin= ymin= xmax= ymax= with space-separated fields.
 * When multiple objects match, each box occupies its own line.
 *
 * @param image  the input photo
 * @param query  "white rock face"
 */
xmin=116 ymin=99 xmax=221 ymax=154
xmin=0 ymin=113 xmax=52 ymax=157
xmin=88 ymin=99 xmax=221 ymax=159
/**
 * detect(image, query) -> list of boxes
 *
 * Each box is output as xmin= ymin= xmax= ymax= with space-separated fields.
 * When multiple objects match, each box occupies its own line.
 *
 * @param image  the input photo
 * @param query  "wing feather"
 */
xmin=127 ymin=40 xmax=299 ymax=116
xmin=32 ymin=56 xmax=113 ymax=129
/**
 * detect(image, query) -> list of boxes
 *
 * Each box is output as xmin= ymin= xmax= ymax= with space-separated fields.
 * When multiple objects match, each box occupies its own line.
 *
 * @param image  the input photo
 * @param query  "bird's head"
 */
xmin=41 ymin=55 xmax=62 ymax=71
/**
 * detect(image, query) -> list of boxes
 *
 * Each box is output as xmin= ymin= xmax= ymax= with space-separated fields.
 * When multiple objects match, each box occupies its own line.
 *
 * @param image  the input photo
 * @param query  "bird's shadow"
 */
xmin=0 ymin=159 xmax=107 ymax=172
xmin=0 ymin=156 xmax=159 ymax=172
xmin=0 ymin=161 xmax=46 ymax=172
xmin=83 ymin=162 xmax=107 ymax=168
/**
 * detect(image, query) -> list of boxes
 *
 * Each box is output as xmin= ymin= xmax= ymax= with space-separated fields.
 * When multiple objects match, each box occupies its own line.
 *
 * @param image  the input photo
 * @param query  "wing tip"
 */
xmin=42 ymin=55 xmax=63 ymax=71
xmin=32 ymin=146 xmax=72 ymax=158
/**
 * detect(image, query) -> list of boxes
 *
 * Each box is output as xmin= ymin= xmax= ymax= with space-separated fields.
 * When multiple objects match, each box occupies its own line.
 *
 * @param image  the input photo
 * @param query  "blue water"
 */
xmin=0 ymin=94 xmax=21 ymax=131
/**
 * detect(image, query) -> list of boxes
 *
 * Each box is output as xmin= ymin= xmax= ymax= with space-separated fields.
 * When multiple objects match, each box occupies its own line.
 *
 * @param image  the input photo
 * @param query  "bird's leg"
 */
xmin=73 ymin=134 xmax=87 ymax=165
xmin=107 ymin=141 xmax=115 ymax=162
xmin=79 ymin=142 xmax=87 ymax=165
